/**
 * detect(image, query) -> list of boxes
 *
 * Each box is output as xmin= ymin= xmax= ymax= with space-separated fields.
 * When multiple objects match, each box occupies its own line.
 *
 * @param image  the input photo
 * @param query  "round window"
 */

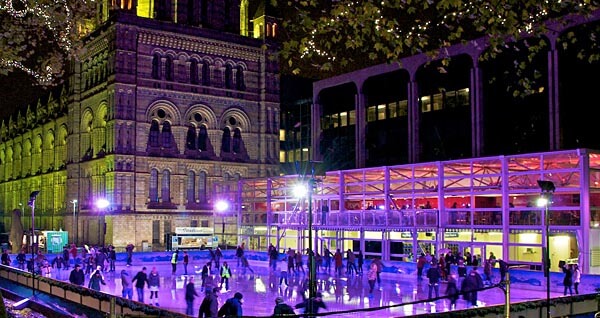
xmin=157 ymin=109 xmax=166 ymax=118
xmin=228 ymin=117 xmax=237 ymax=125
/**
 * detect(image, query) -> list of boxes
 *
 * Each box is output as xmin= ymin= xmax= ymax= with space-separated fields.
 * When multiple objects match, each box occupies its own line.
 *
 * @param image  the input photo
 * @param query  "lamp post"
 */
xmin=70 ymin=199 xmax=78 ymax=245
xmin=95 ymin=198 xmax=110 ymax=246
xmin=294 ymin=180 xmax=317 ymax=301
xmin=215 ymin=200 xmax=229 ymax=249
xmin=28 ymin=190 xmax=40 ymax=297
xmin=537 ymin=180 xmax=555 ymax=318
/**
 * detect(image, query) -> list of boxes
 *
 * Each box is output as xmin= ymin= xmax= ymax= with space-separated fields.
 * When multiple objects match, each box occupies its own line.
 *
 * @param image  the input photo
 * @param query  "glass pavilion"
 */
xmin=214 ymin=148 xmax=600 ymax=274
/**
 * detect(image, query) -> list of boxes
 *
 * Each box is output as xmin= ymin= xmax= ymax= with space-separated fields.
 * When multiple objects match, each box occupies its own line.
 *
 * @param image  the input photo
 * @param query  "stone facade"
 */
xmin=0 ymin=1 xmax=279 ymax=250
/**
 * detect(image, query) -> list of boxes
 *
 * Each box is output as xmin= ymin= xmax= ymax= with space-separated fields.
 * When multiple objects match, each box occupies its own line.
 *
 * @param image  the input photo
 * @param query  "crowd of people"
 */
xmin=0 ymin=242 xmax=585 ymax=317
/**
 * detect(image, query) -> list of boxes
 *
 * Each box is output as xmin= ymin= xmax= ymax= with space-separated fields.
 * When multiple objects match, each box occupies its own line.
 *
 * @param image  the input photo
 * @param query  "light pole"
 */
xmin=215 ymin=200 xmax=229 ymax=249
xmin=294 ymin=179 xmax=317 ymax=301
xmin=95 ymin=198 xmax=110 ymax=246
xmin=70 ymin=199 xmax=78 ymax=245
xmin=28 ymin=190 xmax=40 ymax=297
xmin=537 ymin=180 xmax=555 ymax=318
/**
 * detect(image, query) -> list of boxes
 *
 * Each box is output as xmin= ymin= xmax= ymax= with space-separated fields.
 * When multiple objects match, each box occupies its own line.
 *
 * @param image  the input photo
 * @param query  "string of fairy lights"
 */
xmin=299 ymin=0 xmax=595 ymax=62
xmin=0 ymin=0 xmax=95 ymax=84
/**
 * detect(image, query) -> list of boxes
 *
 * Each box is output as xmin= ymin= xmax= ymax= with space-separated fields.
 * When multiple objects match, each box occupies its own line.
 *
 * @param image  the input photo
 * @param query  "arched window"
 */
xmin=236 ymin=65 xmax=245 ymax=91
xmin=161 ymin=121 xmax=173 ymax=148
xmin=152 ymin=53 xmax=161 ymax=79
xmin=221 ymin=127 xmax=231 ymax=153
xmin=148 ymin=120 xmax=160 ymax=147
xmin=187 ymin=171 xmax=196 ymax=203
xmin=198 ymin=171 xmax=207 ymax=203
xmin=232 ymin=128 xmax=242 ymax=153
xmin=165 ymin=56 xmax=174 ymax=81
xmin=149 ymin=169 xmax=159 ymax=202
xmin=186 ymin=125 xmax=197 ymax=150
xmin=225 ymin=64 xmax=233 ymax=89
xmin=198 ymin=125 xmax=208 ymax=151
xmin=190 ymin=60 xmax=199 ymax=84
xmin=201 ymin=61 xmax=210 ymax=86
xmin=161 ymin=169 xmax=171 ymax=202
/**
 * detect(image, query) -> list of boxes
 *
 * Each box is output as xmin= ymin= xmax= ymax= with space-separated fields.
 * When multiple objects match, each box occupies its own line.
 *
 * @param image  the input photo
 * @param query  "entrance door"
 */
xmin=472 ymin=244 xmax=486 ymax=264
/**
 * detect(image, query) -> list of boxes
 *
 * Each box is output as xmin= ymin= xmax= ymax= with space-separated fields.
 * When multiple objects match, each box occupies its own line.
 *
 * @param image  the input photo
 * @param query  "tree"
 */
xmin=0 ymin=0 xmax=96 ymax=85
xmin=274 ymin=0 xmax=600 ymax=91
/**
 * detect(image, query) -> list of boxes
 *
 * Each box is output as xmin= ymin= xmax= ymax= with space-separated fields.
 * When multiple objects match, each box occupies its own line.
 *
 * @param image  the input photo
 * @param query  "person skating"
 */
xmin=171 ymin=250 xmax=179 ymax=275
xmin=183 ymin=250 xmax=189 ymax=275
xmin=573 ymin=264 xmax=581 ymax=294
xmin=446 ymin=273 xmax=459 ymax=309
xmin=562 ymin=263 xmax=574 ymax=296
xmin=108 ymin=246 xmax=116 ymax=272
xmin=426 ymin=260 xmax=442 ymax=300
xmin=62 ymin=247 xmax=70 ymax=270
xmin=132 ymin=266 xmax=148 ymax=303
xmin=273 ymin=296 xmax=295 ymax=316
xmin=220 ymin=261 xmax=232 ymax=291
xmin=199 ymin=287 xmax=219 ymax=317
xmin=88 ymin=266 xmax=106 ymax=291
xmin=461 ymin=267 xmax=484 ymax=307
xmin=148 ymin=266 xmax=161 ymax=306
xmin=218 ymin=292 xmax=243 ymax=317
xmin=1 ymin=249 xmax=10 ymax=266
xmin=69 ymin=264 xmax=85 ymax=286
xmin=295 ymin=292 xmax=327 ymax=316
xmin=125 ymin=243 xmax=134 ymax=266
xmin=184 ymin=275 xmax=199 ymax=315
xmin=121 ymin=269 xmax=133 ymax=300
xmin=367 ymin=262 xmax=378 ymax=294
xmin=16 ymin=250 xmax=26 ymax=270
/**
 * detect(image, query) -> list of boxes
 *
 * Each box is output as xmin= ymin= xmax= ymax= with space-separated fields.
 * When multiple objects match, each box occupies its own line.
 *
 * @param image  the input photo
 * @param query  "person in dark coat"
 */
xmin=295 ymin=292 xmax=327 ymax=316
xmin=426 ymin=260 xmax=441 ymax=299
xmin=219 ymin=292 xmax=243 ymax=317
xmin=132 ymin=266 xmax=148 ymax=303
xmin=563 ymin=263 xmax=574 ymax=295
xmin=498 ymin=259 xmax=509 ymax=283
xmin=461 ymin=267 xmax=484 ymax=307
xmin=199 ymin=287 xmax=219 ymax=318
xmin=69 ymin=264 xmax=85 ymax=286
xmin=184 ymin=276 xmax=199 ymax=315
xmin=88 ymin=267 xmax=106 ymax=291
xmin=446 ymin=274 xmax=459 ymax=309
xmin=273 ymin=296 xmax=295 ymax=316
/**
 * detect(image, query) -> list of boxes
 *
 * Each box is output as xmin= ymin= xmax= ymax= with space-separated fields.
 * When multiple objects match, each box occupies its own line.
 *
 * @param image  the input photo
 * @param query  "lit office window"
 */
xmin=377 ymin=104 xmax=386 ymax=120
xmin=399 ymin=100 xmax=408 ymax=116
xmin=279 ymin=129 xmax=286 ymax=141
xmin=457 ymin=88 xmax=470 ymax=107
xmin=349 ymin=110 xmax=356 ymax=125
xmin=332 ymin=113 xmax=339 ymax=128
xmin=340 ymin=112 xmax=348 ymax=127
xmin=388 ymin=101 xmax=398 ymax=118
xmin=367 ymin=106 xmax=377 ymax=122
xmin=433 ymin=93 xmax=443 ymax=111
xmin=421 ymin=96 xmax=431 ymax=113
xmin=279 ymin=150 xmax=286 ymax=163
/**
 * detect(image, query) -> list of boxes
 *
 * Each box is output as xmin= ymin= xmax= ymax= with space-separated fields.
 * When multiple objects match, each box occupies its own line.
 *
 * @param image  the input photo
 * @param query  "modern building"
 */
xmin=311 ymin=9 xmax=600 ymax=171
xmin=0 ymin=0 xmax=280 ymax=250
xmin=220 ymin=148 xmax=600 ymax=274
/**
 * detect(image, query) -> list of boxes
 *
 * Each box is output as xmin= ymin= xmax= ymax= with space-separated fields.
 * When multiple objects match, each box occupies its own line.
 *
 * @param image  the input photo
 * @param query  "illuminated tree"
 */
xmin=275 ymin=0 xmax=600 ymax=89
xmin=0 ymin=0 xmax=96 ymax=85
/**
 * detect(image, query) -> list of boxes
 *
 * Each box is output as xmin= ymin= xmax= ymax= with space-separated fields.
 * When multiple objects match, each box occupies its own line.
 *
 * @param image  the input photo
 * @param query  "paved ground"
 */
xmin=33 ymin=254 xmax=565 ymax=318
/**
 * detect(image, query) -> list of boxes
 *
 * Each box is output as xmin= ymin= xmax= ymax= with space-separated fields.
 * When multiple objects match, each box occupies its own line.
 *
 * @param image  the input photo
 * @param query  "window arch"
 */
xmin=187 ymin=171 xmax=196 ymax=203
xmin=149 ymin=169 xmax=159 ymax=202
xmin=236 ymin=65 xmax=245 ymax=90
xmin=152 ymin=53 xmax=161 ymax=79
xmin=161 ymin=169 xmax=171 ymax=202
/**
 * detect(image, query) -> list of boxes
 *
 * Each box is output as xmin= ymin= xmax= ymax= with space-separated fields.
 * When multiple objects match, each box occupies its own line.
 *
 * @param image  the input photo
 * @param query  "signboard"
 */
xmin=175 ymin=227 xmax=214 ymax=235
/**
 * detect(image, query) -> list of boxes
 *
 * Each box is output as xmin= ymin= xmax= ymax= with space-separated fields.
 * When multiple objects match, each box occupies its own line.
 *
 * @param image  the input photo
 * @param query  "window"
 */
xmin=221 ymin=127 xmax=231 ymax=153
xmin=340 ymin=112 xmax=348 ymax=127
xmin=198 ymin=171 xmax=207 ymax=203
xmin=201 ymin=61 xmax=210 ymax=86
xmin=457 ymin=88 xmax=469 ymax=107
xmin=148 ymin=120 xmax=160 ymax=147
xmin=399 ymin=100 xmax=408 ymax=116
xmin=349 ymin=110 xmax=356 ymax=125
xmin=149 ymin=169 xmax=159 ymax=202
xmin=225 ymin=64 xmax=233 ymax=89
xmin=433 ymin=93 xmax=443 ymax=111
xmin=190 ymin=60 xmax=199 ymax=84
xmin=186 ymin=126 xmax=197 ymax=150
xmin=279 ymin=129 xmax=286 ymax=141
xmin=367 ymin=106 xmax=377 ymax=122
xmin=235 ymin=65 xmax=245 ymax=90
xmin=279 ymin=150 xmax=286 ymax=162
xmin=187 ymin=171 xmax=196 ymax=203
xmin=377 ymin=104 xmax=386 ymax=120
xmin=388 ymin=101 xmax=398 ymax=118
xmin=165 ymin=56 xmax=174 ymax=81
xmin=151 ymin=53 xmax=161 ymax=79
xmin=421 ymin=96 xmax=431 ymax=113
xmin=198 ymin=125 xmax=209 ymax=151
xmin=161 ymin=169 xmax=170 ymax=202
xmin=332 ymin=113 xmax=339 ymax=128
xmin=232 ymin=128 xmax=242 ymax=153
xmin=161 ymin=121 xmax=173 ymax=148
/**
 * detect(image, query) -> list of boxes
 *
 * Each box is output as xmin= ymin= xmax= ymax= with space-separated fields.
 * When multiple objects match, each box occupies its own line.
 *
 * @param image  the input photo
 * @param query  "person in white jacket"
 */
xmin=573 ymin=264 xmax=581 ymax=294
